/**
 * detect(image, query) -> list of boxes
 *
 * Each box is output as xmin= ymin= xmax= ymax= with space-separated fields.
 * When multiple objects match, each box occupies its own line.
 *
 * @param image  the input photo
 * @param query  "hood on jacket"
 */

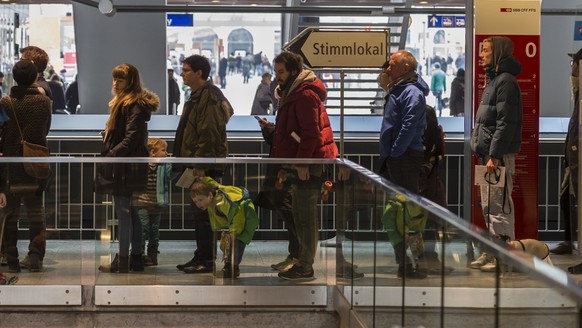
xmin=390 ymin=71 xmax=430 ymax=97
xmin=276 ymin=69 xmax=326 ymax=105
xmin=133 ymin=89 xmax=160 ymax=120
xmin=486 ymin=36 xmax=522 ymax=78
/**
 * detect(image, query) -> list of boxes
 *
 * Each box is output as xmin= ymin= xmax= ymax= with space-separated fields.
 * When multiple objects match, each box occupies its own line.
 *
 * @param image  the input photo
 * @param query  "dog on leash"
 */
xmin=495 ymin=235 xmax=553 ymax=277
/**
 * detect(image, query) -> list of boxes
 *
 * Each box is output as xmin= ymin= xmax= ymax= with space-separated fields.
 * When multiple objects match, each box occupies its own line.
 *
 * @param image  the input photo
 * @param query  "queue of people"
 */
xmin=9 ymin=40 xmax=582 ymax=284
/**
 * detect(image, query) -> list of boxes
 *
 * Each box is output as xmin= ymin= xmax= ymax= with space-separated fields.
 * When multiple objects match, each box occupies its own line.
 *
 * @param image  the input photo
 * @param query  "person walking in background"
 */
xmin=379 ymin=50 xmax=429 ymax=279
xmin=0 ymin=59 xmax=52 ymax=273
xmin=218 ymin=56 xmax=228 ymax=89
xmin=174 ymin=55 xmax=234 ymax=274
xmin=138 ymin=138 xmax=174 ymax=266
xmin=98 ymin=63 xmax=159 ymax=273
xmin=470 ymin=36 xmax=523 ymax=272
xmin=268 ymin=51 xmax=338 ymax=281
xmin=430 ymin=62 xmax=446 ymax=117
xmin=251 ymin=72 xmax=273 ymax=115
xmin=449 ymin=68 xmax=465 ymax=117
xmin=168 ymin=69 xmax=180 ymax=115
xmin=65 ymin=74 xmax=79 ymax=114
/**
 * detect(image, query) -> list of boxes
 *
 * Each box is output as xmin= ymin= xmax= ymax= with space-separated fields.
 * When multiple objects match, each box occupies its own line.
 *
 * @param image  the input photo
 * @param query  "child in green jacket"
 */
xmin=190 ymin=177 xmax=259 ymax=278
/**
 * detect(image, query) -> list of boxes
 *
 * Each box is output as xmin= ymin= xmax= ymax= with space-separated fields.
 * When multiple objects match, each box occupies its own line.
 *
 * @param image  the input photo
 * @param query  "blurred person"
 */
xmin=0 ymin=59 xmax=52 ymax=273
xmin=174 ymin=55 xmax=234 ymax=274
xmin=470 ymin=36 xmax=523 ymax=272
xmin=449 ymin=68 xmax=465 ymax=117
xmin=65 ymin=75 xmax=79 ymax=114
xmin=251 ymin=72 xmax=273 ymax=115
xmin=48 ymin=74 xmax=67 ymax=114
xmin=98 ymin=63 xmax=159 ymax=273
xmin=0 ymin=71 xmax=4 ymax=97
xmin=168 ymin=69 xmax=180 ymax=115
xmin=267 ymin=51 xmax=338 ymax=281
xmin=218 ymin=56 xmax=228 ymax=89
xmin=430 ymin=62 xmax=446 ymax=117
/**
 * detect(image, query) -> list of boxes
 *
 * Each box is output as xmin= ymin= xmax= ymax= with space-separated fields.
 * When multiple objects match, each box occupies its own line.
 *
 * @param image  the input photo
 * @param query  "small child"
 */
xmin=137 ymin=138 xmax=173 ymax=266
xmin=190 ymin=177 xmax=259 ymax=278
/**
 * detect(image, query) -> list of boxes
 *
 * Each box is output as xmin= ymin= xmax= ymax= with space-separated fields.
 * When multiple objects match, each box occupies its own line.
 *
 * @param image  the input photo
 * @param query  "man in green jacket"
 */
xmin=174 ymin=55 xmax=234 ymax=274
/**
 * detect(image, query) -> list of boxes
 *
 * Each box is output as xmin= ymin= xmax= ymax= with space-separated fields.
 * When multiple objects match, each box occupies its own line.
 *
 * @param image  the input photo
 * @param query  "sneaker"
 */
xmin=176 ymin=257 xmax=197 ymax=271
xmin=397 ymin=266 xmax=427 ymax=279
xmin=19 ymin=255 xmax=29 ymax=269
xmin=470 ymin=253 xmax=493 ymax=269
xmin=480 ymin=258 xmax=497 ymax=272
xmin=336 ymin=269 xmax=364 ymax=281
xmin=182 ymin=262 xmax=213 ymax=274
xmin=416 ymin=256 xmax=454 ymax=275
xmin=550 ymin=242 xmax=573 ymax=255
xmin=270 ymin=256 xmax=298 ymax=272
xmin=278 ymin=264 xmax=315 ymax=281
xmin=0 ymin=275 xmax=18 ymax=285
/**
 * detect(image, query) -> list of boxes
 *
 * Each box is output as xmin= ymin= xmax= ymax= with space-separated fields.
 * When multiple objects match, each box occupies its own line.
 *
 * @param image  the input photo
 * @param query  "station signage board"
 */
xmin=167 ymin=14 xmax=193 ymax=27
xmin=427 ymin=15 xmax=466 ymax=28
xmin=472 ymin=0 xmax=541 ymax=239
xmin=284 ymin=28 xmax=389 ymax=68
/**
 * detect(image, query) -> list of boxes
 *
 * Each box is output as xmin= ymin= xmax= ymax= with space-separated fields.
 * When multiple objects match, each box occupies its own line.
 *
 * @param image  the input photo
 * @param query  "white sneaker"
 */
xmin=480 ymin=258 xmax=497 ymax=272
xmin=470 ymin=253 xmax=492 ymax=269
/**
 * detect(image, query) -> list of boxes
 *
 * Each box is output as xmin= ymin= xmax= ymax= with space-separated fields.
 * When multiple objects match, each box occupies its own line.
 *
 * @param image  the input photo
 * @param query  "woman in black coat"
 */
xmin=98 ymin=63 xmax=159 ymax=273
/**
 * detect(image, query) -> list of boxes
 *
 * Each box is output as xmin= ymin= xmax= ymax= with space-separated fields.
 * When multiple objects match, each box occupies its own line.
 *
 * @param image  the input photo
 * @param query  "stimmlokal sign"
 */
xmin=283 ymin=28 xmax=389 ymax=68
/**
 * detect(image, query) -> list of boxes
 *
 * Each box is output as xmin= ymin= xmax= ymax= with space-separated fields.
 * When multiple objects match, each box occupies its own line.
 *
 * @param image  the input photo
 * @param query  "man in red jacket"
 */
xmin=268 ymin=51 xmax=338 ymax=281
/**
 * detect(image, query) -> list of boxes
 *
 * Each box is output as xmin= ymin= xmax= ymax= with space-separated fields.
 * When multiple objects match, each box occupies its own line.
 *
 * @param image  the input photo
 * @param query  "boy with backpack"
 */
xmin=190 ymin=177 xmax=259 ymax=278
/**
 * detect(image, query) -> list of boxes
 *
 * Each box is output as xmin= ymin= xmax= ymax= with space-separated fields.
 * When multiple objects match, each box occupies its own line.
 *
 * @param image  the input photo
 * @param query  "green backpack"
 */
xmin=381 ymin=199 xmax=428 ymax=247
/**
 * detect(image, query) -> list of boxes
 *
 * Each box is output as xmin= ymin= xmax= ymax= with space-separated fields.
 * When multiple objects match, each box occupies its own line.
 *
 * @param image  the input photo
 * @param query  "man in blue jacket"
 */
xmin=379 ymin=50 xmax=429 ymax=279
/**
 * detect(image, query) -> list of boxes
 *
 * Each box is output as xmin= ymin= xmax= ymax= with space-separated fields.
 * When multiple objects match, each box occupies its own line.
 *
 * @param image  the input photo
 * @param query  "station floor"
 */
xmin=5 ymin=239 xmax=582 ymax=289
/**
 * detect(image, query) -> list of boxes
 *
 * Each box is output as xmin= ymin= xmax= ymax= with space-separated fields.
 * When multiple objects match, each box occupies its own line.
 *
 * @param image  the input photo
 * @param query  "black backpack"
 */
xmin=423 ymin=104 xmax=445 ymax=167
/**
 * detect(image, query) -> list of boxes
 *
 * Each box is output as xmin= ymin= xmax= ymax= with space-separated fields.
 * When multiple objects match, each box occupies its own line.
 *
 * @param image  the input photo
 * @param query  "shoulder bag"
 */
xmin=7 ymin=97 xmax=51 ymax=179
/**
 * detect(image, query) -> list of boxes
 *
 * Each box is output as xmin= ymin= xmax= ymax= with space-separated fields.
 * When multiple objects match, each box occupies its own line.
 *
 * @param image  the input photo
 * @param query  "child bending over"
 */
xmin=190 ymin=177 xmax=259 ymax=278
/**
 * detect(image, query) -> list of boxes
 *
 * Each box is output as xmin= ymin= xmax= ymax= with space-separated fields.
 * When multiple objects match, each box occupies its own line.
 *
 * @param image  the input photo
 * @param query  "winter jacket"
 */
xmin=471 ymin=38 xmax=522 ymax=159
xmin=173 ymin=81 xmax=233 ymax=171
xmin=0 ymin=86 xmax=51 ymax=192
xmin=380 ymin=72 xmax=429 ymax=159
xmin=565 ymin=90 xmax=579 ymax=198
xmin=271 ymin=70 xmax=338 ymax=159
xmin=101 ymin=89 xmax=159 ymax=195
xmin=205 ymin=177 xmax=259 ymax=245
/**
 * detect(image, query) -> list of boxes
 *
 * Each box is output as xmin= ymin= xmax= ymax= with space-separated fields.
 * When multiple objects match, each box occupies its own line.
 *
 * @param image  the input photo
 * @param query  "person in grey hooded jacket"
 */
xmin=470 ymin=36 xmax=523 ymax=272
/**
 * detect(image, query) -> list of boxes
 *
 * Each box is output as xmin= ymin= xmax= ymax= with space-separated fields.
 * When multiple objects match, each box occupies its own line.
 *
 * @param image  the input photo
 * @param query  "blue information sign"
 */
xmin=427 ymin=15 xmax=465 ymax=28
xmin=167 ymin=14 xmax=193 ymax=27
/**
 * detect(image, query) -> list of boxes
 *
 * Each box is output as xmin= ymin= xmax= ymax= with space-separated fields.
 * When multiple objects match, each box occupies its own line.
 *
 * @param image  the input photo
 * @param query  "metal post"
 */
xmin=340 ymin=70 xmax=345 ymax=159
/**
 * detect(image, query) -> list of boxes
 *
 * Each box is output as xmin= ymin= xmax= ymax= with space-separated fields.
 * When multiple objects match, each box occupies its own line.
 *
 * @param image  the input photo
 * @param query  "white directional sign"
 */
xmin=284 ymin=28 xmax=389 ymax=68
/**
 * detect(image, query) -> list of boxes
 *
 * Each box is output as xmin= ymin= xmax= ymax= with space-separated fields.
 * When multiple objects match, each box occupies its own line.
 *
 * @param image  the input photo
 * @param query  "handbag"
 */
xmin=7 ymin=97 xmax=51 ymax=179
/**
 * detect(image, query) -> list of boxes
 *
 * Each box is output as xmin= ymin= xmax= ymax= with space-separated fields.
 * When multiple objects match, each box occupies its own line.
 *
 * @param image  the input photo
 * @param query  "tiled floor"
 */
xmin=5 ymin=239 xmax=582 ymax=290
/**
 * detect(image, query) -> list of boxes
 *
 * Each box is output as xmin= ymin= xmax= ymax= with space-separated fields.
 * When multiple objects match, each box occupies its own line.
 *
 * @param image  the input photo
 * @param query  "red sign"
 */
xmin=472 ymin=0 xmax=540 ymax=240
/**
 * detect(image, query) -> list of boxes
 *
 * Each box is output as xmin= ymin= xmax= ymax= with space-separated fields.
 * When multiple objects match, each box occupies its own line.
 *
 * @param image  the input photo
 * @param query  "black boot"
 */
xmin=99 ymin=254 xmax=119 ymax=273
xmin=118 ymin=256 xmax=129 ymax=273
xmin=130 ymin=254 xmax=144 ymax=272
xmin=147 ymin=246 xmax=158 ymax=266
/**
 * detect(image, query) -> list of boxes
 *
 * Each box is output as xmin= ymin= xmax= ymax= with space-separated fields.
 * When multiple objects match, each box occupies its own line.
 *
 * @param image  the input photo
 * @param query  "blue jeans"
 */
xmin=138 ymin=206 xmax=162 ymax=251
xmin=114 ymin=195 xmax=142 ymax=257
